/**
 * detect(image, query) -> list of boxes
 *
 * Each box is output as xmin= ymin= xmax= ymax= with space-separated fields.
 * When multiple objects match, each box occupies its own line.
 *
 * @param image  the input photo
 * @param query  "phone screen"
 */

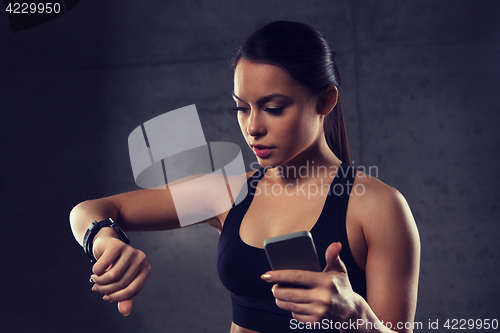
xmin=264 ymin=231 xmax=321 ymax=272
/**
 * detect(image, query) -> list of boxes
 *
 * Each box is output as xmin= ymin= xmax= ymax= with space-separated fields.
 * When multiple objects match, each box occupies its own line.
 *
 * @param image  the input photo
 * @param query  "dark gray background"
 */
xmin=1 ymin=1 xmax=499 ymax=332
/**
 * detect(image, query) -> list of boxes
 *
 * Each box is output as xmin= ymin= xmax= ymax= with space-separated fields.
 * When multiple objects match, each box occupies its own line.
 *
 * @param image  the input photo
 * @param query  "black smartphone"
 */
xmin=264 ymin=231 xmax=321 ymax=272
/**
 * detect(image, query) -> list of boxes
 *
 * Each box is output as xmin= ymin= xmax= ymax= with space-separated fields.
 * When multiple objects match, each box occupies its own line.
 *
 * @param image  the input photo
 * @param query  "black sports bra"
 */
xmin=217 ymin=163 xmax=366 ymax=332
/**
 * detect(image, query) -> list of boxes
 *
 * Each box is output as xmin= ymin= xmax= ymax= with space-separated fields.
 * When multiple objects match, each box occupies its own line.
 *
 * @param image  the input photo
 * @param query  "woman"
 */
xmin=70 ymin=21 xmax=420 ymax=332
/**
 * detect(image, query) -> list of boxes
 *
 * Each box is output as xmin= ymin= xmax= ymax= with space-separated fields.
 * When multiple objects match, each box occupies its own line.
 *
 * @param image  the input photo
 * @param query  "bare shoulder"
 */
xmin=223 ymin=169 xmax=260 ymax=195
xmin=350 ymin=170 xmax=407 ymax=213
xmin=350 ymin=170 xmax=418 ymax=246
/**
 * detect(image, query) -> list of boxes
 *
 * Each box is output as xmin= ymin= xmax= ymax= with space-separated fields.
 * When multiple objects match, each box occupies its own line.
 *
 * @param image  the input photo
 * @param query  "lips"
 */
xmin=251 ymin=144 xmax=275 ymax=158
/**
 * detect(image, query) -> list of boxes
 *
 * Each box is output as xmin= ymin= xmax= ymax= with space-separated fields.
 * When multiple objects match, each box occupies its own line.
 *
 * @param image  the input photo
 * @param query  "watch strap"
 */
xmin=83 ymin=218 xmax=130 ymax=263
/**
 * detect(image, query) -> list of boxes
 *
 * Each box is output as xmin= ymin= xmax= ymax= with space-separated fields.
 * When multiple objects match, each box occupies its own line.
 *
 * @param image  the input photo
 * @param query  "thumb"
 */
xmin=117 ymin=298 xmax=135 ymax=316
xmin=323 ymin=242 xmax=347 ymax=273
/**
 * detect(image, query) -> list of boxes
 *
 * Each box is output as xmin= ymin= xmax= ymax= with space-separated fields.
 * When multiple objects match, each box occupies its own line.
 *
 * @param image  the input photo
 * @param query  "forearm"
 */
xmin=69 ymin=198 xmax=119 ymax=246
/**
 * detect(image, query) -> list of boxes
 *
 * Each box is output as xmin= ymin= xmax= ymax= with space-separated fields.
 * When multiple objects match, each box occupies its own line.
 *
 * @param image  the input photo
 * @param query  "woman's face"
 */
xmin=233 ymin=59 xmax=325 ymax=169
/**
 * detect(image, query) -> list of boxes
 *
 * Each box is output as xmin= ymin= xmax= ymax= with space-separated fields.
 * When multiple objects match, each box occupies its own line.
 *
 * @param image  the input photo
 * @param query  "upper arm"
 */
xmin=358 ymin=183 xmax=420 ymax=332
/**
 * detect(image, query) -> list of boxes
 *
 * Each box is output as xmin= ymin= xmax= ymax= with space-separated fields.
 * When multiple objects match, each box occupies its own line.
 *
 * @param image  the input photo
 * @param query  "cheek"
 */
xmin=287 ymin=113 xmax=319 ymax=147
xmin=286 ymin=114 xmax=310 ymax=138
xmin=272 ymin=119 xmax=306 ymax=152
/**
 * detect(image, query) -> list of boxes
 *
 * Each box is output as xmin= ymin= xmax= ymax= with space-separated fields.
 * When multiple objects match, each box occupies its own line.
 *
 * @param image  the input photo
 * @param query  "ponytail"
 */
xmin=324 ymin=94 xmax=351 ymax=166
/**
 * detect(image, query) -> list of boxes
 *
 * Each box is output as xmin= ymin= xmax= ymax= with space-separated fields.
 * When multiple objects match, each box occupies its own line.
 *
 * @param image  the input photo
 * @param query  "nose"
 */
xmin=246 ymin=110 xmax=266 ymax=137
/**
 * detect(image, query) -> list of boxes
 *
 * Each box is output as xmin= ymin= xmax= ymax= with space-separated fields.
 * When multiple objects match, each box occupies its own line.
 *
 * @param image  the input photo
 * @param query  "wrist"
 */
xmin=92 ymin=227 xmax=119 ymax=260
xmin=94 ymin=225 xmax=120 ymax=242
xmin=337 ymin=292 xmax=364 ymax=323
xmin=340 ymin=294 xmax=393 ymax=333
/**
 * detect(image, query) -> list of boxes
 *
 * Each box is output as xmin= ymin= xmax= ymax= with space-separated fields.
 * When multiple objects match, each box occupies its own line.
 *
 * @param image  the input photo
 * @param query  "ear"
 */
xmin=316 ymin=85 xmax=338 ymax=116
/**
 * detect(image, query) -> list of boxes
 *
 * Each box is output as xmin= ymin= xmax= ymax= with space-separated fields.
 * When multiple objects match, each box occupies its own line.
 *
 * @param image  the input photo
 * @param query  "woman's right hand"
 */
xmin=90 ymin=229 xmax=152 ymax=316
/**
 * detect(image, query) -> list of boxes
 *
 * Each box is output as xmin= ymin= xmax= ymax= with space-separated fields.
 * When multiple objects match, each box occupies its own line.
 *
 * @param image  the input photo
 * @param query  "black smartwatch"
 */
xmin=83 ymin=218 xmax=130 ymax=263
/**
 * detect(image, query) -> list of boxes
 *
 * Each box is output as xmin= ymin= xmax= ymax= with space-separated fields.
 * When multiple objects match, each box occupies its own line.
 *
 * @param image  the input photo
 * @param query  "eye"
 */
xmin=232 ymin=107 xmax=248 ymax=113
xmin=263 ymin=107 xmax=284 ymax=115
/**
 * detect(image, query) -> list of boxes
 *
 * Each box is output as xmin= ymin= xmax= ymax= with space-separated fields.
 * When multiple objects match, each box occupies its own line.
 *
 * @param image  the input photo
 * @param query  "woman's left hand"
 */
xmin=261 ymin=242 xmax=359 ymax=324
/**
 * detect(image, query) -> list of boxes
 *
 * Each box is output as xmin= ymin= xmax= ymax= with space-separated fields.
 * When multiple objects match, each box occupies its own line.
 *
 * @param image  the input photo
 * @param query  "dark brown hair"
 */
xmin=231 ymin=21 xmax=351 ymax=166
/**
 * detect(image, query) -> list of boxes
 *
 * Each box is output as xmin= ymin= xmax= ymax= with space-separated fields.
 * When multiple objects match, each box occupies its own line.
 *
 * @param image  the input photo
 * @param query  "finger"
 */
xmin=271 ymin=284 xmax=312 ymax=304
xmin=93 ymin=250 xmax=148 ymax=295
xmin=275 ymin=298 xmax=313 ymax=315
xmin=92 ymin=259 xmax=143 ymax=295
xmin=92 ymin=250 xmax=134 ymax=285
xmin=102 ymin=264 xmax=151 ymax=302
xmin=118 ymin=298 xmax=135 ymax=316
xmin=323 ymin=242 xmax=347 ymax=274
xmin=261 ymin=270 xmax=322 ymax=288
xmin=92 ymin=245 xmax=123 ymax=276
xmin=292 ymin=312 xmax=318 ymax=324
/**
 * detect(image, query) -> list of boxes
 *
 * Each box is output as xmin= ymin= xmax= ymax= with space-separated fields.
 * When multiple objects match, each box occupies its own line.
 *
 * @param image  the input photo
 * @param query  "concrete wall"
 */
xmin=1 ymin=1 xmax=499 ymax=332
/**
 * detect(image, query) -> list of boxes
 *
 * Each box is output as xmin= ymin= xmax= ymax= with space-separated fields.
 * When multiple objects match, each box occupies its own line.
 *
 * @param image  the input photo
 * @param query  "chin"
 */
xmin=254 ymin=160 xmax=272 ymax=169
xmin=255 ymin=158 xmax=284 ymax=170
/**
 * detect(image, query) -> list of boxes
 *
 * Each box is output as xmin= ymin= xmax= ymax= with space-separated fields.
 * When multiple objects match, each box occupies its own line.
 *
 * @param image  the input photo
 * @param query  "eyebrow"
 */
xmin=232 ymin=93 xmax=293 ymax=106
